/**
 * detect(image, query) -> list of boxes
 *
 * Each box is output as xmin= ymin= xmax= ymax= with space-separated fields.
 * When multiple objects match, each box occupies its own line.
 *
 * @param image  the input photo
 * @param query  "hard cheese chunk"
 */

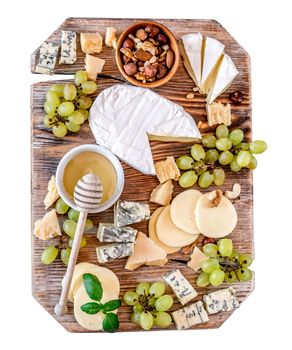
xmin=105 ymin=27 xmax=117 ymax=48
xmin=33 ymin=209 xmax=61 ymax=240
xmin=81 ymin=32 xmax=103 ymax=54
xmin=203 ymin=287 xmax=239 ymax=314
xmin=44 ymin=175 xmax=60 ymax=209
xmin=163 ymin=269 xmax=198 ymax=305
xmin=59 ymin=31 xmax=77 ymax=64
xmin=206 ymin=102 xmax=231 ymax=126
xmin=97 ymin=223 xmax=137 ymax=243
xmin=187 ymin=247 xmax=208 ymax=271
xmin=172 ymin=301 xmax=209 ymax=330
xmin=114 ymin=200 xmax=150 ymax=227
xmin=150 ymin=180 xmax=173 ymax=205
xmin=155 ymin=157 xmax=180 ymax=184
xmin=85 ymin=54 xmax=105 ymax=81
xmin=35 ymin=41 xmax=59 ymax=74
xmin=96 ymin=242 xmax=134 ymax=263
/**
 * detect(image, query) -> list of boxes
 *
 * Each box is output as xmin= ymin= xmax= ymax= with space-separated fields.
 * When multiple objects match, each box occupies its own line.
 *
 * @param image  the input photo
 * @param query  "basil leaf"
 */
xmin=102 ymin=313 xmax=119 ymax=333
xmin=102 ymin=299 xmax=121 ymax=312
xmin=80 ymin=302 xmax=102 ymax=315
xmin=83 ymin=273 xmax=103 ymax=301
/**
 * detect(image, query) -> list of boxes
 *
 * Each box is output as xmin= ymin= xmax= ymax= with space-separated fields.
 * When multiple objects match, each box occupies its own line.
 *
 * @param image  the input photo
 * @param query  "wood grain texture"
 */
xmin=31 ymin=18 xmax=253 ymax=332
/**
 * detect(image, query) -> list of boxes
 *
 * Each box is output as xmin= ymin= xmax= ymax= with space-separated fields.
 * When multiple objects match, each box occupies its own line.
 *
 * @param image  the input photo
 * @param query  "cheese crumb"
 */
xmin=33 ymin=209 xmax=62 ymax=240
xmin=44 ymin=175 xmax=59 ymax=209
xmin=206 ymin=101 xmax=231 ymax=126
xmin=154 ymin=157 xmax=180 ymax=184
xmin=150 ymin=180 xmax=173 ymax=205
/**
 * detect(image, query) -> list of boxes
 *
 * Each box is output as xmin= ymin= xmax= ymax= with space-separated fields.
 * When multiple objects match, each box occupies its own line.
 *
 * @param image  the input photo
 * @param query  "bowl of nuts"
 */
xmin=116 ymin=21 xmax=180 ymax=88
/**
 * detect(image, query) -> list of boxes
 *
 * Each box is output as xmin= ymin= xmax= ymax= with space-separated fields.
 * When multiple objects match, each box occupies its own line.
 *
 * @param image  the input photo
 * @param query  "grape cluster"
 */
xmin=196 ymin=238 xmax=253 ymax=288
xmin=124 ymin=282 xmax=173 ymax=330
xmin=41 ymin=198 xmax=93 ymax=265
xmin=43 ymin=71 xmax=97 ymax=137
xmin=176 ymin=125 xmax=267 ymax=188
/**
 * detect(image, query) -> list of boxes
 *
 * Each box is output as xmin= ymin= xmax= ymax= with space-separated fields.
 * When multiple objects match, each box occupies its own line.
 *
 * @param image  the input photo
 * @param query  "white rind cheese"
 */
xmin=163 ymin=269 xmax=198 ymax=305
xmin=172 ymin=301 xmax=209 ymax=330
xmin=36 ymin=41 xmax=59 ymax=75
xmin=96 ymin=242 xmax=134 ymax=263
xmin=59 ymin=31 xmax=77 ymax=64
xmin=89 ymin=84 xmax=201 ymax=175
xmin=114 ymin=200 xmax=150 ymax=227
xmin=97 ymin=223 xmax=138 ymax=242
xmin=203 ymin=287 xmax=239 ymax=314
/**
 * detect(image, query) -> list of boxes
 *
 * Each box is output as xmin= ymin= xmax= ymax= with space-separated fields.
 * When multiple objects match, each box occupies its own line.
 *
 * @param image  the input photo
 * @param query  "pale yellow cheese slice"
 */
xmin=170 ymin=189 xmax=202 ymax=235
xmin=43 ymin=175 xmax=59 ymax=209
xmin=187 ymin=247 xmax=208 ymax=271
xmin=156 ymin=206 xmax=198 ymax=248
xmin=33 ymin=209 xmax=61 ymax=240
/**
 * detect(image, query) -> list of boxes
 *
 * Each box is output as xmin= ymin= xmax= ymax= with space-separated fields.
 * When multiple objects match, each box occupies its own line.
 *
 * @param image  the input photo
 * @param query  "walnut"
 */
xmin=141 ymin=41 xmax=156 ymax=56
xmin=206 ymin=190 xmax=223 ymax=208
xmin=225 ymin=183 xmax=241 ymax=199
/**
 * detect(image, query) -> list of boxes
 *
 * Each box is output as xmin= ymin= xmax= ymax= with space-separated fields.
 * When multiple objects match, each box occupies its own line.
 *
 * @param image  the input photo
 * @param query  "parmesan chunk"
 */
xmin=43 ymin=175 xmax=60 ymax=209
xmin=105 ymin=27 xmax=117 ymax=48
xmin=206 ymin=102 xmax=231 ymax=126
xmin=154 ymin=157 xmax=180 ymax=184
xmin=81 ymin=32 xmax=103 ymax=54
xmin=33 ymin=209 xmax=62 ymax=240
xmin=150 ymin=180 xmax=173 ymax=205
xmin=85 ymin=54 xmax=105 ymax=81
xmin=187 ymin=247 xmax=208 ymax=271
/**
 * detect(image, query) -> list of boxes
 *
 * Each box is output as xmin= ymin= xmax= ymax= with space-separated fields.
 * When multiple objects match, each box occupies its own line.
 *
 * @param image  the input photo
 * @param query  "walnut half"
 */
xmin=225 ymin=183 xmax=241 ymax=199
xmin=206 ymin=190 xmax=223 ymax=208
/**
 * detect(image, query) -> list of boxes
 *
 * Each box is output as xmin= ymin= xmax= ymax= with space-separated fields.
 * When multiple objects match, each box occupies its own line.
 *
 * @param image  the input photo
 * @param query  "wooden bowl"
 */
xmin=116 ymin=21 xmax=180 ymax=88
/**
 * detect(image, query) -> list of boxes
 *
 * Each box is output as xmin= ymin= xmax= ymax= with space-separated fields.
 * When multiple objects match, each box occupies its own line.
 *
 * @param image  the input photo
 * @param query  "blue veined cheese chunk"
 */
xmin=114 ymin=200 xmax=150 ymax=227
xmin=163 ymin=269 xmax=198 ymax=305
xmin=59 ymin=31 xmax=77 ymax=64
xmin=203 ymin=287 xmax=239 ymax=314
xmin=172 ymin=301 xmax=209 ymax=330
xmin=35 ymin=41 xmax=59 ymax=75
xmin=97 ymin=223 xmax=138 ymax=243
xmin=96 ymin=242 xmax=134 ymax=263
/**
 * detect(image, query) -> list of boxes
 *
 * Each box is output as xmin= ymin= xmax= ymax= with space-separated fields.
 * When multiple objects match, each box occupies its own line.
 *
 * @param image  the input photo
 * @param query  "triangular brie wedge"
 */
xmin=125 ymin=231 xmax=167 ymax=271
xmin=89 ymin=85 xmax=201 ymax=175
xmin=206 ymin=54 xmax=239 ymax=104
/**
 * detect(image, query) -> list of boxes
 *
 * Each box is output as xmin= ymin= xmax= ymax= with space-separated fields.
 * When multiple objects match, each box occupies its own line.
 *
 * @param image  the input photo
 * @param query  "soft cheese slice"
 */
xmin=125 ymin=231 xmax=167 ymax=271
xmin=156 ymin=205 xmax=198 ymax=248
xmin=89 ymin=84 xmax=201 ymax=175
xmin=33 ymin=209 xmax=61 ymax=240
xmin=206 ymin=54 xmax=239 ymax=104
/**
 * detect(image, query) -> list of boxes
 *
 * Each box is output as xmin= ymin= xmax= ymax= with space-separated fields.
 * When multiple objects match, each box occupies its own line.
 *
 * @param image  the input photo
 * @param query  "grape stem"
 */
xmin=218 ymin=256 xmax=240 ymax=272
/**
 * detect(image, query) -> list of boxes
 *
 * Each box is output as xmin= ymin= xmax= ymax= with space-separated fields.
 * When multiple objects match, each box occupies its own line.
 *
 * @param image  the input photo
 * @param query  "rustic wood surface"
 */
xmin=31 ymin=17 xmax=253 ymax=332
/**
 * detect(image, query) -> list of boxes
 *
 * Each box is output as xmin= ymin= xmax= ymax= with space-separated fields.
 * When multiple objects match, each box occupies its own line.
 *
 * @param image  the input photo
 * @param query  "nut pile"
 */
xmin=120 ymin=25 xmax=175 ymax=83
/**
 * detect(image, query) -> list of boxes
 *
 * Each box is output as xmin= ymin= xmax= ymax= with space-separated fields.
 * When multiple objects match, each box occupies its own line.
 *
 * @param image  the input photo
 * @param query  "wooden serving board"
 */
xmin=31 ymin=18 xmax=253 ymax=332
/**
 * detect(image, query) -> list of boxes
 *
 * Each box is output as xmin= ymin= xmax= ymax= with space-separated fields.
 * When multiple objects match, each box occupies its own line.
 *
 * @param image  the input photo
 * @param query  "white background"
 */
xmin=1 ymin=0 xmax=291 ymax=349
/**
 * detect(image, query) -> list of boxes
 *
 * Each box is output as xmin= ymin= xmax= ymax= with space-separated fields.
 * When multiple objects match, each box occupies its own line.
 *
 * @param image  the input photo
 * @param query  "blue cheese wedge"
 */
xmin=114 ymin=200 xmax=150 ymax=227
xmin=203 ymin=287 xmax=239 ymax=314
xmin=59 ymin=31 xmax=77 ymax=64
xmin=96 ymin=242 xmax=134 ymax=263
xmin=97 ymin=223 xmax=138 ymax=243
xmin=35 ymin=41 xmax=59 ymax=74
xmin=172 ymin=301 xmax=209 ymax=330
xmin=163 ymin=269 xmax=198 ymax=305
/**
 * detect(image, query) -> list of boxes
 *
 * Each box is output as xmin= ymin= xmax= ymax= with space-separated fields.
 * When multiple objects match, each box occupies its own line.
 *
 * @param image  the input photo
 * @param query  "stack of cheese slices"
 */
xmin=179 ymin=33 xmax=239 ymax=104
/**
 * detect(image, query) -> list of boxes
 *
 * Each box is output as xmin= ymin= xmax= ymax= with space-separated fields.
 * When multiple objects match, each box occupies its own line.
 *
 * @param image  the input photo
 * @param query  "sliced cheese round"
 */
xmin=195 ymin=193 xmax=237 ymax=238
xmin=156 ymin=205 xmax=198 ymax=248
xmin=149 ymin=207 xmax=180 ymax=254
xmin=170 ymin=189 xmax=202 ymax=234
xmin=74 ymin=285 xmax=118 ymax=331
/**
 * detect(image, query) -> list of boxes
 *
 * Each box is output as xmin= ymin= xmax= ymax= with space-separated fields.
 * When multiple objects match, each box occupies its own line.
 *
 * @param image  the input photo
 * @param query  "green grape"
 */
xmin=75 ymin=70 xmax=88 ymax=86
xmin=213 ymin=168 xmax=225 ymax=186
xmin=238 ymin=142 xmax=250 ymax=151
xmin=193 ymin=161 xmax=207 ymax=175
xmin=55 ymin=198 xmax=69 ymax=214
xmin=130 ymin=312 xmax=141 ymax=325
xmin=50 ymin=84 xmax=64 ymax=97
xmin=58 ymin=101 xmax=75 ymax=116
xmin=201 ymin=258 xmax=220 ymax=274
xmin=230 ymin=250 xmax=240 ymax=260
xmin=63 ymin=219 xmax=77 ymax=238
xmin=230 ymin=157 xmax=242 ymax=172
xmin=176 ymin=156 xmax=194 ymax=170
xmin=149 ymin=282 xmax=165 ymax=298
xmin=202 ymin=243 xmax=218 ymax=258
xmin=229 ymin=129 xmax=244 ymax=145
xmin=249 ymin=140 xmax=267 ymax=154
xmin=44 ymin=100 xmax=57 ymax=115
xmin=218 ymin=239 xmax=233 ymax=257
xmin=81 ymin=81 xmax=98 ymax=94
xmin=239 ymin=254 xmax=253 ymax=267
xmin=61 ymin=247 xmax=71 ymax=265
xmin=216 ymin=138 xmax=232 ymax=151
xmin=76 ymin=96 xmax=92 ymax=109
xmin=155 ymin=295 xmax=173 ymax=312
xmin=191 ymin=144 xmax=205 ymax=161
xmin=124 ymin=291 xmax=139 ymax=305
xmin=148 ymin=297 xmax=156 ymax=307
xmin=218 ymin=151 xmax=233 ymax=165
xmin=225 ymin=271 xmax=238 ymax=283
xmin=216 ymin=125 xmax=229 ymax=138
xmin=198 ymin=171 xmax=214 ymax=188
xmin=77 ymin=109 xmax=89 ymax=121
xmin=53 ymin=123 xmax=67 ymax=138
xmin=85 ymin=219 xmax=94 ymax=231
xmin=237 ymin=150 xmax=251 ymax=167
xmin=204 ymin=149 xmax=219 ymax=164
xmin=43 ymin=115 xmax=55 ymax=128
xmin=136 ymin=282 xmax=150 ymax=296
xmin=202 ymin=134 xmax=217 ymax=148
xmin=178 ymin=171 xmax=198 ymax=188
xmin=63 ymin=83 xmax=77 ymax=101
xmin=133 ymin=303 xmax=143 ymax=313
xmin=41 ymin=246 xmax=58 ymax=265
xmin=46 ymin=91 xmax=61 ymax=107
xmin=68 ymin=208 xmax=80 ymax=221
xmin=155 ymin=312 xmax=172 ymax=328
xmin=247 ymin=155 xmax=257 ymax=170
xmin=209 ymin=268 xmax=225 ymax=286
xmin=66 ymin=120 xmax=81 ymax=133
xmin=237 ymin=268 xmax=252 ymax=282
xmin=196 ymin=272 xmax=210 ymax=287
xmin=140 ymin=312 xmax=153 ymax=330
xmin=68 ymin=237 xmax=87 ymax=249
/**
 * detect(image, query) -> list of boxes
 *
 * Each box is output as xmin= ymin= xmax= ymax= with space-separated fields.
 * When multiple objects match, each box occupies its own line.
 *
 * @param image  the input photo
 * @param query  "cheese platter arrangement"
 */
xmin=31 ymin=18 xmax=267 ymax=332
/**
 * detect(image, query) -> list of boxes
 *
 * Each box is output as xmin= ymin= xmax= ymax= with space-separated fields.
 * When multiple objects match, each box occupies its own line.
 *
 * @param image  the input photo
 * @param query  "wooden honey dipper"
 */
xmin=54 ymin=173 xmax=103 ymax=316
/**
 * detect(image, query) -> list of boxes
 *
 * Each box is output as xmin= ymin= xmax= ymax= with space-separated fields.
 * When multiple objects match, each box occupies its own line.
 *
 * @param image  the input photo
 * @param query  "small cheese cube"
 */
xmin=154 ymin=157 xmax=180 ymax=184
xmin=206 ymin=102 xmax=231 ymax=126
xmin=96 ymin=242 xmax=134 ymax=263
xmin=44 ymin=175 xmax=60 ymax=209
xmin=187 ymin=247 xmax=208 ymax=272
xmin=150 ymin=180 xmax=173 ymax=205
xmin=105 ymin=27 xmax=117 ymax=48
xmin=85 ymin=54 xmax=105 ymax=81
xmin=97 ymin=223 xmax=137 ymax=243
xmin=114 ymin=201 xmax=150 ymax=227
xmin=81 ymin=32 xmax=103 ymax=54
xmin=59 ymin=31 xmax=77 ymax=64
xmin=172 ymin=301 xmax=209 ymax=330
xmin=203 ymin=287 xmax=239 ymax=314
xmin=33 ymin=209 xmax=62 ymax=240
